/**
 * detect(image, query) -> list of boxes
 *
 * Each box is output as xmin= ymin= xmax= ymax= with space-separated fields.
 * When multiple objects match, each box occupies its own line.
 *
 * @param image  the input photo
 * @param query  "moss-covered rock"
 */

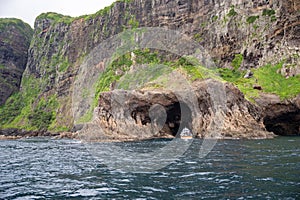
xmin=0 ymin=18 xmax=33 ymax=105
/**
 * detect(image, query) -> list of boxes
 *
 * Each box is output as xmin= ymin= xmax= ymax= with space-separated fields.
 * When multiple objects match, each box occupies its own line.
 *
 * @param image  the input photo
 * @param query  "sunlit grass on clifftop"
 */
xmin=219 ymin=62 xmax=300 ymax=101
xmin=36 ymin=0 xmax=134 ymax=26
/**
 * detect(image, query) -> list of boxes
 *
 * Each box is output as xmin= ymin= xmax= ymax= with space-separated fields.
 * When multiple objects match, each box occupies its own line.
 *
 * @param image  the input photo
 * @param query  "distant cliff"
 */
xmin=0 ymin=0 xmax=299 ymax=138
xmin=0 ymin=18 xmax=33 ymax=105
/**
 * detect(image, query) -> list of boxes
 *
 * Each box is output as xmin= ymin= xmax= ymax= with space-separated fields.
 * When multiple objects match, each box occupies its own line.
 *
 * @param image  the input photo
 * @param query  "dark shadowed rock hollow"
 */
xmin=255 ymin=93 xmax=300 ymax=136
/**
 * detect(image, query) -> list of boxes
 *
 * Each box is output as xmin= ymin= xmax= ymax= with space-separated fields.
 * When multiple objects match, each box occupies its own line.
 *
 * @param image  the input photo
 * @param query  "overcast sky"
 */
xmin=0 ymin=0 xmax=116 ymax=27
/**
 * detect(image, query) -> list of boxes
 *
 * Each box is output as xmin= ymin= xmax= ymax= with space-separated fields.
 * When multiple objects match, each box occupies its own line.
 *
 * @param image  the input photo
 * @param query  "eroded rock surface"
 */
xmin=85 ymin=80 xmax=274 ymax=141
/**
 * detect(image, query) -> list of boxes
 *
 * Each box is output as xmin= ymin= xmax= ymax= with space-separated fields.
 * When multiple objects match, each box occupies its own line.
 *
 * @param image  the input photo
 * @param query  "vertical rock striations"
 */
xmin=1 ymin=0 xmax=299 ymax=135
xmin=0 ymin=18 xmax=33 ymax=105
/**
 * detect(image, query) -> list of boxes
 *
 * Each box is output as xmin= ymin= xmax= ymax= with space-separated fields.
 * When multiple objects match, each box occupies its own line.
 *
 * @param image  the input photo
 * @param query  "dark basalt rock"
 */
xmin=0 ymin=18 xmax=33 ymax=105
xmin=0 ymin=128 xmax=56 ymax=138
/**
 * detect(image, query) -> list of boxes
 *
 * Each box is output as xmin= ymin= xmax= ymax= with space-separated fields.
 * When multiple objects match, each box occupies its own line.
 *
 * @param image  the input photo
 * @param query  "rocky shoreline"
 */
xmin=0 ymin=128 xmax=78 ymax=140
xmin=0 ymin=129 xmax=275 ymax=141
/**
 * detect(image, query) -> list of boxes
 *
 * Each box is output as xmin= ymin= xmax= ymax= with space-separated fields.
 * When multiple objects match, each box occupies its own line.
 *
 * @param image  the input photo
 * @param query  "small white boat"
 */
xmin=180 ymin=127 xmax=193 ymax=139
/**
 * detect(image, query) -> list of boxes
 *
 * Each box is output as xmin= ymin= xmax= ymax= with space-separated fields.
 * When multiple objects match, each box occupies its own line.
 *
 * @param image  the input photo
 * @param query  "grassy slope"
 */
xmin=219 ymin=62 xmax=300 ymax=101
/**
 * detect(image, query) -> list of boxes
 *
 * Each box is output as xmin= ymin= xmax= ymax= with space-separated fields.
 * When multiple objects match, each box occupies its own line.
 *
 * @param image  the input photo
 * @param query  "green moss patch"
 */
xmin=219 ymin=62 xmax=300 ymax=101
xmin=247 ymin=16 xmax=259 ymax=24
xmin=227 ymin=6 xmax=238 ymax=17
xmin=0 ymin=74 xmax=60 ymax=131
xmin=232 ymin=54 xmax=244 ymax=70
xmin=36 ymin=12 xmax=73 ymax=25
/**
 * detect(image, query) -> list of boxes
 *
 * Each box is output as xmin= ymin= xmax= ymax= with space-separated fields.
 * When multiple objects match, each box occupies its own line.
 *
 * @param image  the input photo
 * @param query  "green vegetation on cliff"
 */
xmin=219 ymin=62 xmax=300 ymax=100
xmin=0 ymin=18 xmax=33 ymax=106
xmin=0 ymin=74 xmax=59 ymax=131
xmin=93 ymin=49 xmax=202 ymax=100
xmin=29 ymin=95 xmax=58 ymax=130
xmin=0 ymin=18 xmax=33 ymax=40
xmin=246 ymin=16 xmax=259 ymax=24
xmin=107 ymin=50 xmax=300 ymax=102
xmin=36 ymin=12 xmax=73 ymax=24
xmin=1 ymin=0 xmax=299 ymax=133
xmin=227 ymin=6 xmax=238 ymax=17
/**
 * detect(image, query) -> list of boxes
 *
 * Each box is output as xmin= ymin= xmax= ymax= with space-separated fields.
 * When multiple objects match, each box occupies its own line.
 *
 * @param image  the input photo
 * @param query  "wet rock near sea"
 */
xmin=82 ymin=79 xmax=275 ymax=141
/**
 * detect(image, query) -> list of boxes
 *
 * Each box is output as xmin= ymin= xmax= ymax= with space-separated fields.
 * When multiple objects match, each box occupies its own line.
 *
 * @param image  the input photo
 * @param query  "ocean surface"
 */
xmin=0 ymin=136 xmax=299 ymax=199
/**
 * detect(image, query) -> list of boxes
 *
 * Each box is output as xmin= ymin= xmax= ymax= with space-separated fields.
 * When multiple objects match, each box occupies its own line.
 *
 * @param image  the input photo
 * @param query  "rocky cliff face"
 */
xmin=27 ymin=0 xmax=300 ymax=76
xmin=0 ymin=18 xmax=33 ymax=105
xmin=0 ymin=0 xmax=299 ymax=136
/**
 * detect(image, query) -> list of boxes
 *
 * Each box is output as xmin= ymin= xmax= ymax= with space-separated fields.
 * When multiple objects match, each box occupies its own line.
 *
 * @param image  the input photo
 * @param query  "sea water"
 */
xmin=0 ymin=137 xmax=299 ymax=199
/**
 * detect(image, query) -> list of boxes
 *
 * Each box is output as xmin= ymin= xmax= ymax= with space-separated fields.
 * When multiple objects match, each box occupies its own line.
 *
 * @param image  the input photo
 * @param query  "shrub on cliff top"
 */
xmin=262 ymin=9 xmax=276 ymax=16
xmin=228 ymin=6 xmax=238 ymax=17
xmin=36 ymin=12 xmax=73 ymax=25
xmin=232 ymin=54 xmax=244 ymax=71
xmin=247 ymin=16 xmax=259 ymax=24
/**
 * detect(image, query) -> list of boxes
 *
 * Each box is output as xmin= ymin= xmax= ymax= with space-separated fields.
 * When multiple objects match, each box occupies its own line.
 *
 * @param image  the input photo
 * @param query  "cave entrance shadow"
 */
xmin=263 ymin=111 xmax=300 ymax=136
xmin=130 ymin=101 xmax=193 ymax=137
xmin=164 ymin=101 xmax=192 ymax=137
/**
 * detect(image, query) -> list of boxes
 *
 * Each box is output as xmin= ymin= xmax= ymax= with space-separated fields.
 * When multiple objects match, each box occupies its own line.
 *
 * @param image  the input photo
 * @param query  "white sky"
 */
xmin=0 ymin=0 xmax=116 ymax=28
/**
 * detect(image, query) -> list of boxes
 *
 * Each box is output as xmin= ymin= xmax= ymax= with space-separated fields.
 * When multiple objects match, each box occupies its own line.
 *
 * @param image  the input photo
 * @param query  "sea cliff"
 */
xmin=0 ymin=0 xmax=299 ymax=139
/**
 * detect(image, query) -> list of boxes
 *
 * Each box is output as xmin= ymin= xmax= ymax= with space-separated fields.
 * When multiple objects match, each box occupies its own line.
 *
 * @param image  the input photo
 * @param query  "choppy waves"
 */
xmin=0 ymin=137 xmax=299 ymax=199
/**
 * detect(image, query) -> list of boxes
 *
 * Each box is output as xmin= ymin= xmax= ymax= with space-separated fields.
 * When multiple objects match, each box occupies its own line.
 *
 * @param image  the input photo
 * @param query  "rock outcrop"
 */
xmin=84 ymin=79 xmax=274 ymax=141
xmin=0 ymin=18 xmax=33 ymax=105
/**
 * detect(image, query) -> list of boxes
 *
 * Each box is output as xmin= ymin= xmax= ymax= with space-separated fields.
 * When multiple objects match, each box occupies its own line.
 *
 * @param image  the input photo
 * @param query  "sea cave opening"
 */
xmin=131 ymin=101 xmax=192 ymax=137
xmin=263 ymin=111 xmax=300 ymax=136
xmin=164 ymin=102 xmax=192 ymax=137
